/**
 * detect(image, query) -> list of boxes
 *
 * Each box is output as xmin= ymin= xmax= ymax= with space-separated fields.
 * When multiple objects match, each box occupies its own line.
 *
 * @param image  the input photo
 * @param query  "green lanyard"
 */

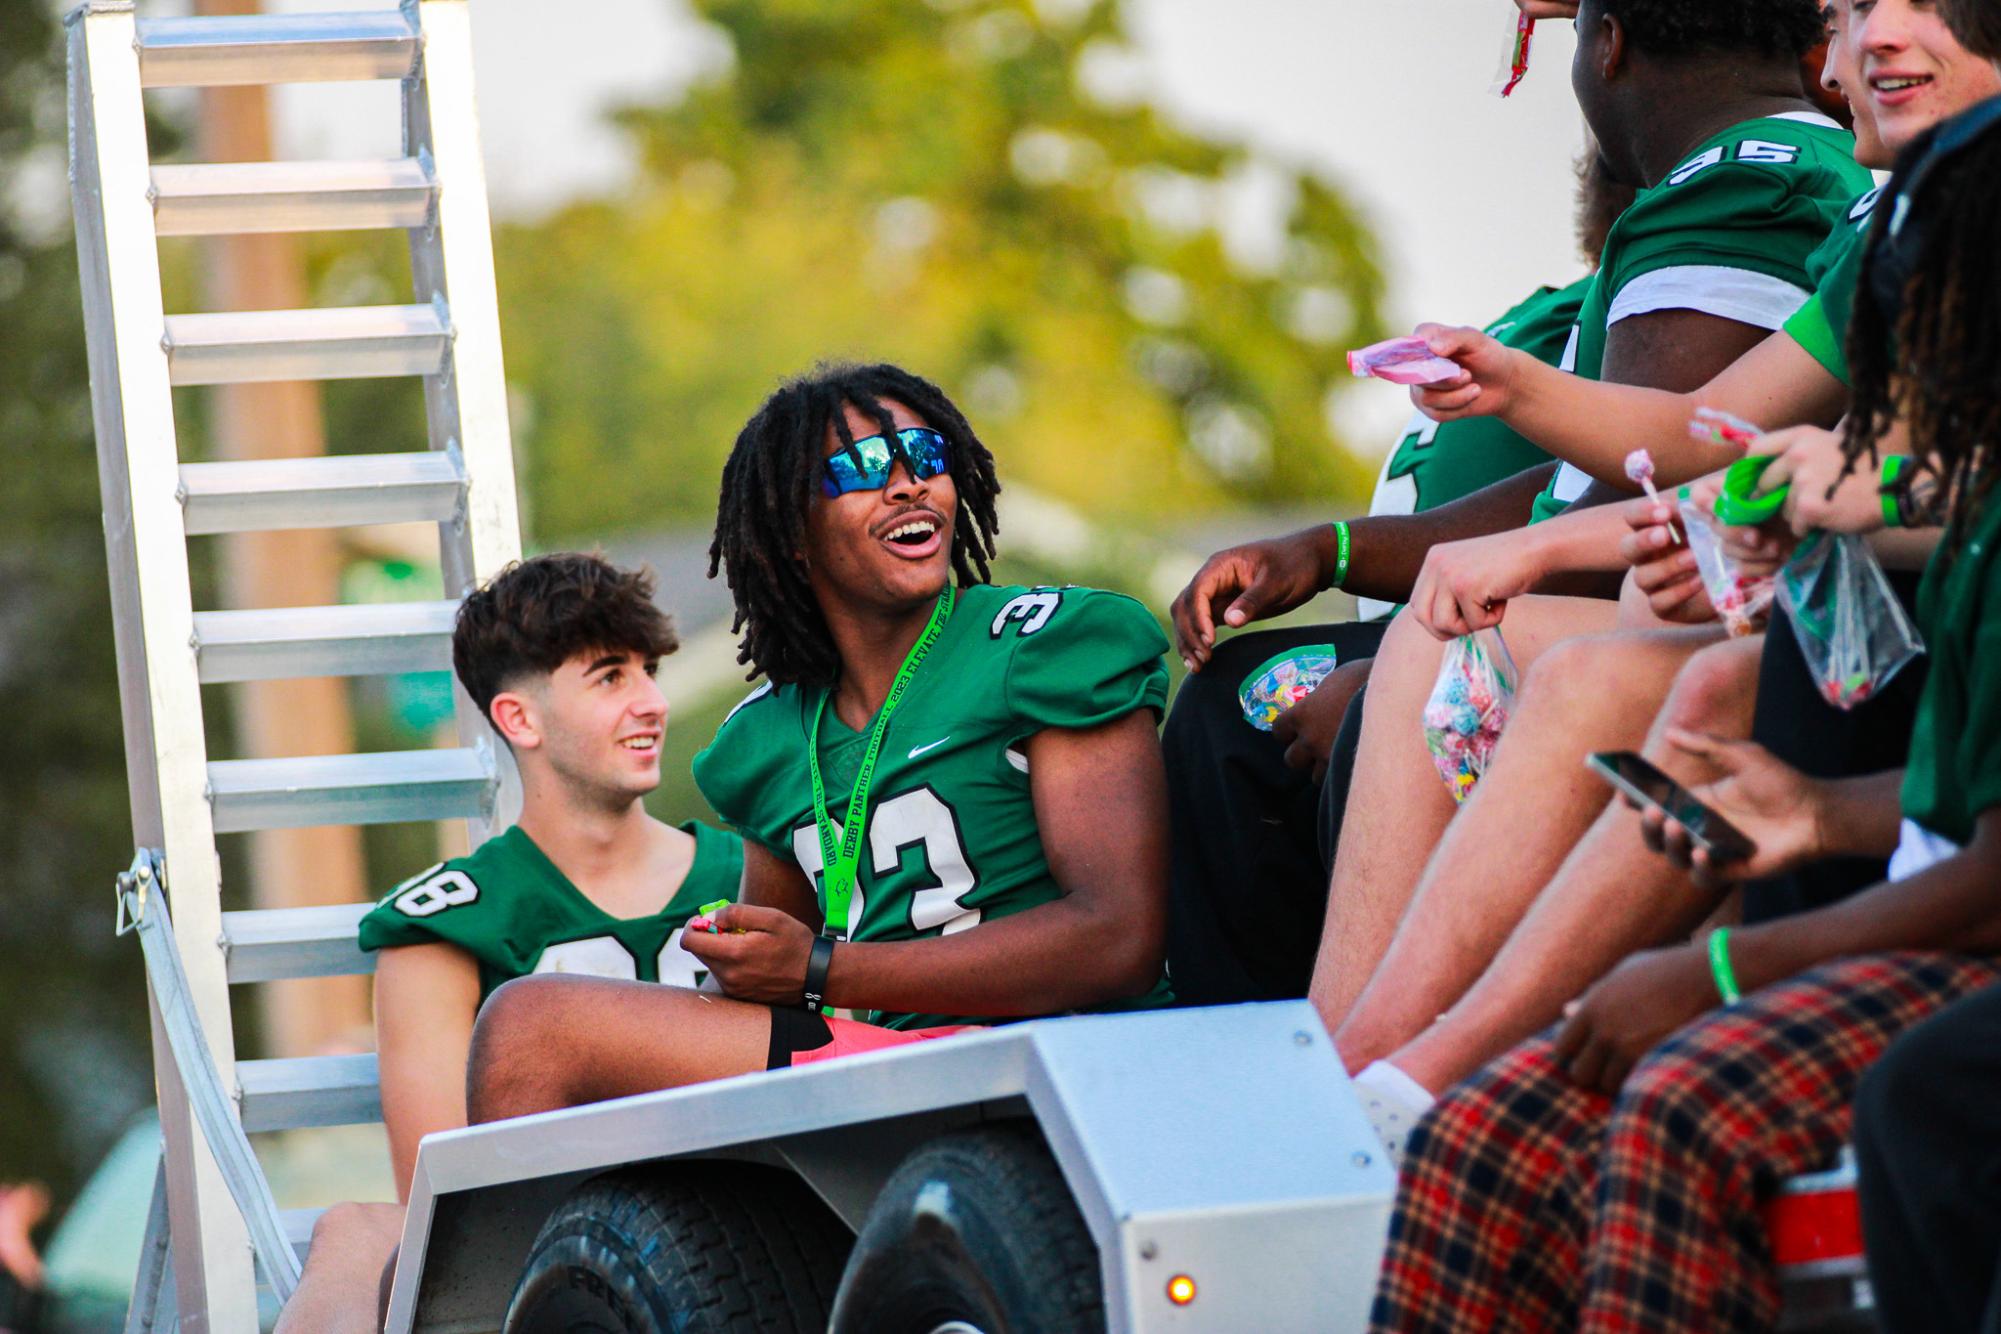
xmin=807 ymin=583 xmax=955 ymax=938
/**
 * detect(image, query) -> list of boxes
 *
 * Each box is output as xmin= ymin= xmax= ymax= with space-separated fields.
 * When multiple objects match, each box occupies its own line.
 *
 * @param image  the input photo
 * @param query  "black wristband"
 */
xmin=802 ymin=935 xmax=836 ymax=1012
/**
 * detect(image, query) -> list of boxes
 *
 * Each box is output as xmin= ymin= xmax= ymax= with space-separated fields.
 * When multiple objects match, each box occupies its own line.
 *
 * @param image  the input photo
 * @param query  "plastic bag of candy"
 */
xmin=1490 ymin=12 xmax=1536 ymax=97
xmin=1347 ymin=336 xmax=1463 ymax=386
xmin=1421 ymin=627 xmax=1518 ymax=804
xmin=1239 ymin=645 xmax=1341 ymax=732
xmin=1776 ymin=532 xmax=1924 ymax=709
xmin=1678 ymin=487 xmax=1773 ymax=637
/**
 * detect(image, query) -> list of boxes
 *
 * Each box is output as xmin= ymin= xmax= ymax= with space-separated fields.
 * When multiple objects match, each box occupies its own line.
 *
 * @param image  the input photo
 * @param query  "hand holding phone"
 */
xmin=1587 ymin=735 xmax=1828 ymax=888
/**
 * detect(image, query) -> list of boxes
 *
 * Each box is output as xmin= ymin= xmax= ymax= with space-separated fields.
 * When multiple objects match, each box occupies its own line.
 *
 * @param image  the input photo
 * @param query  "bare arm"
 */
xmin=374 ymin=942 xmax=481 ymax=1199
xmin=1416 ymin=320 xmax=1848 ymax=488
xmin=689 ymin=710 xmax=1169 ymax=1016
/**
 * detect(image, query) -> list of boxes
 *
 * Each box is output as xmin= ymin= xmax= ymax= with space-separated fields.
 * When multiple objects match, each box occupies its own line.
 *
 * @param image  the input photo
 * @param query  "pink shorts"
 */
xmin=767 ymin=1008 xmax=980 ymax=1069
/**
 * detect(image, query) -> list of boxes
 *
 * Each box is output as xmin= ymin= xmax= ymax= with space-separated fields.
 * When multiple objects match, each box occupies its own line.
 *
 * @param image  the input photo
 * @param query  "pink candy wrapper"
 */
xmin=1491 ymin=13 xmax=1536 ymax=98
xmin=1348 ymin=336 xmax=1462 ymax=386
xmin=1689 ymin=407 xmax=1764 ymax=452
xmin=1421 ymin=627 xmax=1518 ymax=804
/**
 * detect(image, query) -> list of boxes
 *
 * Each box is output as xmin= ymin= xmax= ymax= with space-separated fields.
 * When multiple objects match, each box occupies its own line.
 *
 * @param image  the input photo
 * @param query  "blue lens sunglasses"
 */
xmin=821 ymin=426 xmax=953 ymax=498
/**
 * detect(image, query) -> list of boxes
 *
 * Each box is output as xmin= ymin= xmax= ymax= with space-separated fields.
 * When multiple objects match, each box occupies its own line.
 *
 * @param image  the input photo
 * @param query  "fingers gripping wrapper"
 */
xmin=1347 ymin=336 xmax=1462 ymax=386
xmin=1238 ymin=646 xmax=1340 ymax=732
xmin=1776 ymin=532 xmax=1924 ymax=709
xmin=1422 ymin=628 xmax=1518 ymax=804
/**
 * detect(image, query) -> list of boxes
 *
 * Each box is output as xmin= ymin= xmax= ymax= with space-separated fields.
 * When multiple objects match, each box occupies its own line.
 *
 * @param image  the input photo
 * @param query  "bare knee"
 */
xmin=466 ymin=975 xmax=591 ymax=1124
xmin=276 ymin=1202 xmax=405 ymax=1334
xmin=1650 ymin=636 xmax=1762 ymax=754
xmin=310 ymin=1200 xmax=403 ymax=1254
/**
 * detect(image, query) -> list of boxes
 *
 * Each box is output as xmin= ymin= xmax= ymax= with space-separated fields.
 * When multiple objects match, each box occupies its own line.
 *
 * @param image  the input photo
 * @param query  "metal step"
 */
xmin=221 ymin=903 xmax=376 ymax=984
xmin=136 ymin=11 xmax=421 ymax=89
xmin=207 ymin=747 xmax=493 ymax=833
xmin=237 ymin=1054 xmax=380 ymax=1133
xmin=164 ymin=304 xmax=452 ymax=386
xmin=152 ymin=159 xmax=435 ymax=237
xmin=178 ymin=451 xmax=466 ymax=535
xmin=193 ymin=600 xmax=457 ymax=683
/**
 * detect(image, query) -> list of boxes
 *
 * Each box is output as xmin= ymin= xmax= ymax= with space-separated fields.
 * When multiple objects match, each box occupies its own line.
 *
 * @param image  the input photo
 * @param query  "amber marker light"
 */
xmin=1166 ymin=1274 xmax=1198 ymax=1306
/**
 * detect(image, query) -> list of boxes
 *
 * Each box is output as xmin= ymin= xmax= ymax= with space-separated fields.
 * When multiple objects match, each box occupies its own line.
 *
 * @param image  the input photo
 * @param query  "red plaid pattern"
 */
xmin=1372 ymin=952 xmax=2001 ymax=1333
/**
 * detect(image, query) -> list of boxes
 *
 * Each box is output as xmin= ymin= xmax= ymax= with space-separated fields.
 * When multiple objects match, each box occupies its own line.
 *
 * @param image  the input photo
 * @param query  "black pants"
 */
xmin=1742 ymin=575 xmax=1929 ymax=924
xmin=1855 ymin=980 xmax=2001 ymax=1334
xmin=1161 ymin=620 xmax=1386 ymax=1005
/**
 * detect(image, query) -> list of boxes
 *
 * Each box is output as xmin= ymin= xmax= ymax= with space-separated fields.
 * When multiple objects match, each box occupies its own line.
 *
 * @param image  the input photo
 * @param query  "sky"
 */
xmin=139 ymin=0 xmax=1595 ymax=453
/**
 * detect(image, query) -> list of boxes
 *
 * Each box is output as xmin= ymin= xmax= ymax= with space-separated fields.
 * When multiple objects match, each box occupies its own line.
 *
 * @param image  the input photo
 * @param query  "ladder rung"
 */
xmin=164 ymin=304 xmax=451 ymax=386
xmin=152 ymin=159 xmax=435 ymax=237
xmin=208 ymin=748 xmax=493 ymax=833
xmin=237 ymin=1054 xmax=380 ymax=1132
xmin=179 ymin=452 xmax=467 ymax=535
xmin=194 ymin=600 xmax=458 ymax=683
xmin=221 ymin=904 xmax=375 ymax=984
xmin=136 ymin=12 xmax=421 ymax=89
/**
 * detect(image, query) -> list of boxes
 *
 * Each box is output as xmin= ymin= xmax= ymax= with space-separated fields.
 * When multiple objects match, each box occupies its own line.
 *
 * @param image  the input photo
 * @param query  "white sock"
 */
xmin=1353 ymin=1060 xmax=1436 ymax=1168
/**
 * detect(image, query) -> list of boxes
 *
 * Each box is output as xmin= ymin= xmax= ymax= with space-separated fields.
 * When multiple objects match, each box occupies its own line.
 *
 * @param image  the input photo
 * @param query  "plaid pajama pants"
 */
xmin=1371 ymin=951 xmax=2001 ymax=1333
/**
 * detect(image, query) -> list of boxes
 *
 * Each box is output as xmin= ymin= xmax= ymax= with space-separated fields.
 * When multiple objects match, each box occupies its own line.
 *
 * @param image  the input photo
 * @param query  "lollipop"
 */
xmin=1624 ymin=447 xmax=1680 ymax=544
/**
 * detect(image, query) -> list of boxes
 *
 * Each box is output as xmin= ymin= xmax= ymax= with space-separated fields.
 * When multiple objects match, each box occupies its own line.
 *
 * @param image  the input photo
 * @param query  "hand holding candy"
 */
xmin=1240 ymin=648 xmax=1341 ymax=732
xmin=1348 ymin=335 xmax=1465 ymax=387
xmin=689 ymin=898 xmax=746 ymax=935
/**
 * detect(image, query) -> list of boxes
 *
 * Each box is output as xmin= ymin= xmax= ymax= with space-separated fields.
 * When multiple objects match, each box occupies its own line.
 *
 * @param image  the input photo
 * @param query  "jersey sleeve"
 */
xmin=692 ymin=684 xmax=802 ymax=860
xmin=1000 ymin=588 xmax=1170 ymax=733
xmin=1603 ymin=161 xmax=1841 ymax=333
xmin=357 ymin=861 xmax=495 ymax=956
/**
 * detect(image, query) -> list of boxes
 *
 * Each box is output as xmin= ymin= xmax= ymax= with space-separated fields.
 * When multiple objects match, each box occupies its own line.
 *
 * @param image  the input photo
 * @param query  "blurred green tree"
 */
xmin=0 ymin=0 xmax=155 ymax=1207
xmin=497 ymin=0 xmax=1388 ymax=539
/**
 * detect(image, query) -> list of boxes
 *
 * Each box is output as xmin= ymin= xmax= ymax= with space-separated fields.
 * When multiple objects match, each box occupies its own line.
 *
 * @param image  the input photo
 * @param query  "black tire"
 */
xmin=503 ymin=1160 xmax=851 ymax=1334
xmin=828 ymin=1123 xmax=1104 ymax=1334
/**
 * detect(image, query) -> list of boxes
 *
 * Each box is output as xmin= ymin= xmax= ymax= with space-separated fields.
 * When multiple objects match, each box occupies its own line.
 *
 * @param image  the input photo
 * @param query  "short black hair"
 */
xmin=708 ymin=363 xmax=1001 ymax=689
xmin=1597 ymin=0 xmax=1826 ymax=60
xmin=1941 ymin=0 xmax=2001 ymax=59
xmin=452 ymin=552 xmax=678 ymax=721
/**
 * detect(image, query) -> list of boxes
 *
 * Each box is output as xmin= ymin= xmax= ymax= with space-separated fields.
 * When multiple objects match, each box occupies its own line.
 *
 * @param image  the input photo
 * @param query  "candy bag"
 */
xmin=1776 ymin=531 xmax=1924 ymax=709
xmin=1421 ymin=627 xmax=1518 ymax=804
xmin=1678 ymin=487 xmax=1773 ymax=637
xmin=1347 ymin=335 xmax=1462 ymax=386
xmin=1490 ymin=12 xmax=1535 ymax=98
xmin=1239 ymin=645 xmax=1341 ymax=732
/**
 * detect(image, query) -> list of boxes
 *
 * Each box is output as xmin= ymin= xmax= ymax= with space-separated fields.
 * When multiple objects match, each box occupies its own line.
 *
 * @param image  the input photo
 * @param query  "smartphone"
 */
xmin=1585 ymin=750 xmax=1756 ymax=863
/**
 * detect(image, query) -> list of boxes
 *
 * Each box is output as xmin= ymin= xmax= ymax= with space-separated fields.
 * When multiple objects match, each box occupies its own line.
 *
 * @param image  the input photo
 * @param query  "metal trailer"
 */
xmin=65 ymin=2 xmax=1882 ymax=1329
xmin=382 ymin=1003 xmax=1395 ymax=1332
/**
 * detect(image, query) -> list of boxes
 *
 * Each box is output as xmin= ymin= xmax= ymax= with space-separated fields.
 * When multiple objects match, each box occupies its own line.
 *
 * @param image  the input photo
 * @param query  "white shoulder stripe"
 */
xmin=1607 ymin=266 xmax=1809 ymax=333
xmin=721 ymin=680 xmax=774 ymax=727
xmin=1767 ymin=110 xmax=1844 ymax=131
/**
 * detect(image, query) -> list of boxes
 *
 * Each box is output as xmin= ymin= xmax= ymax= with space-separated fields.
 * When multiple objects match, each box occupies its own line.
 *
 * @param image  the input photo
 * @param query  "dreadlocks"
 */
xmin=1843 ymin=120 xmax=2001 ymax=545
xmin=708 ymin=363 xmax=1003 ymax=688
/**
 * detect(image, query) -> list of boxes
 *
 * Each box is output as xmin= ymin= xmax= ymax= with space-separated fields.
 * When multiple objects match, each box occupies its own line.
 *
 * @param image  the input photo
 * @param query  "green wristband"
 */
xmin=1881 ymin=455 xmax=1908 ymax=530
xmin=1330 ymin=520 xmax=1352 ymax=590
xmin=1708 ymin=927 xmax=1742 ymax=1005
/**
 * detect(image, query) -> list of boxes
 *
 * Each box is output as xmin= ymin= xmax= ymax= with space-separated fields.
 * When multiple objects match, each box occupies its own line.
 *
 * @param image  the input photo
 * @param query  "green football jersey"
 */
xmin=693 ymin=583 xmax=1173 ymax=1030
xmin=357 ymin=821 xmax=744 ymax=1002
xmin=1783 ymin=187 xmax=1881 ymax=388
xmin=1355 ymin=276 xmax=1590 ymax=619
xmin=1531 ymin=113 xmax=1873 ymax=523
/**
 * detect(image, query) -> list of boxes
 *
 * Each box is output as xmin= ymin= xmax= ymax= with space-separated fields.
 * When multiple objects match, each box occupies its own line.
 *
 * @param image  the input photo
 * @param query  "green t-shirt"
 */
xmin=357 ymin=821 xmax=744 ymax=1001
xmin=1901 ymin=501 xmax=2001 ymax=846
xmin=693 ymin=583 xmax=1174 ymax=1030
xmin=1782 ymin=187 xmax=1881 ymax=388
xmin=1531 ymin=113 xmax=1873 ymax=523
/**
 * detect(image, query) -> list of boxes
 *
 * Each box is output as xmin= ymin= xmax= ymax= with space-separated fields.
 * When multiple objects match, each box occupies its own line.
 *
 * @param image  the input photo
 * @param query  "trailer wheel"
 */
xmin=502 ymin=1160 xmax=850 ymax=1334
xmin=829 ymin=1123 xmax=1104 ymax=1334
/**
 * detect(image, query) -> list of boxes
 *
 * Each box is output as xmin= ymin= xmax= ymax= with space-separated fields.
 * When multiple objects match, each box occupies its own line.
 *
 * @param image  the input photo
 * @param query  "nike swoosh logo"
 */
xmin=907 ymin=736 xmax=951 ymax=759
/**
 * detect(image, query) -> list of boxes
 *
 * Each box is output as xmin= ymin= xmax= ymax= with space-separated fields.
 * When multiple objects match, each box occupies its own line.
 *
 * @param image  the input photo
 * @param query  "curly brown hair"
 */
xmin=452 ymin=552 xmax=678 ymax=721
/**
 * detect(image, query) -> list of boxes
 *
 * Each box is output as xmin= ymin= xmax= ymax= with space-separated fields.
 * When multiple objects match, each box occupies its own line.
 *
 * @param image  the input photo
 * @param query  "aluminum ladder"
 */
xmin=65 ymin=3 xmax=523 ymax=1325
